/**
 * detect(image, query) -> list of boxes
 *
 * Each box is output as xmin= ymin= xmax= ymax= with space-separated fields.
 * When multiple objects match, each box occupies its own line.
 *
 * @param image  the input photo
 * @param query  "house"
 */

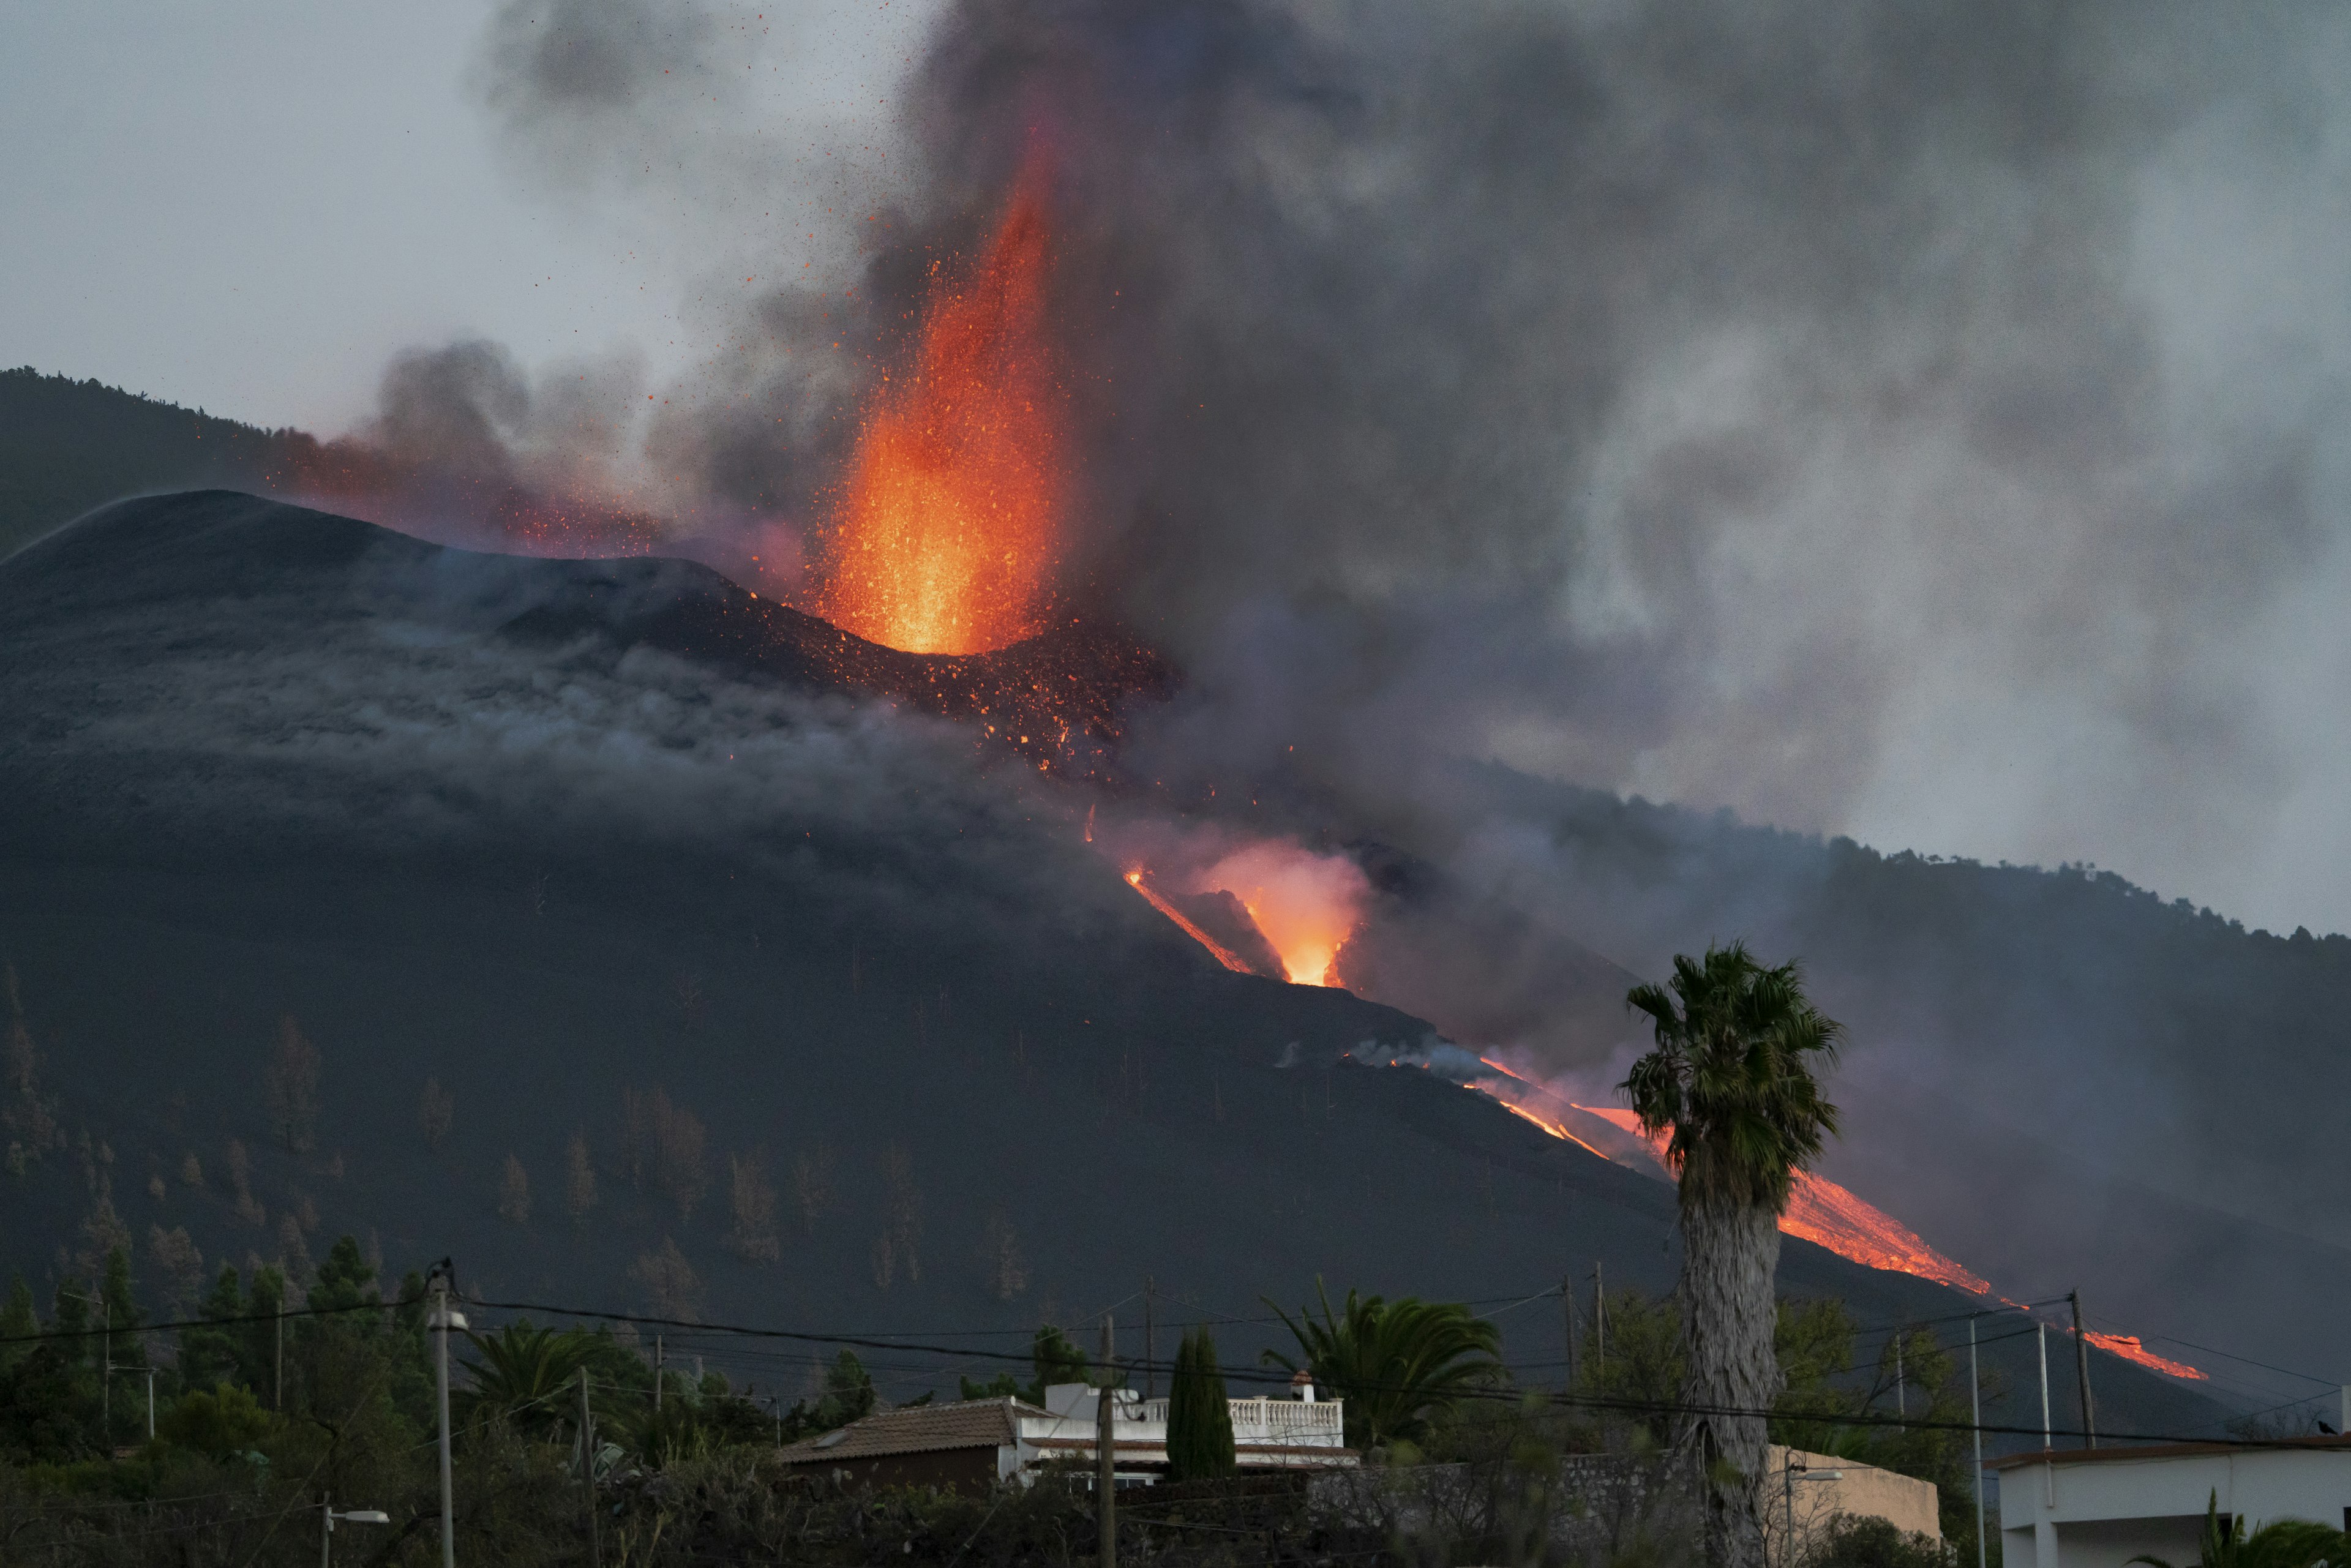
xmin=1766 ymin=1444 xmax=1940 ymax=1556
xmin=1993 ymin=1439 xmax=2351 ymax=1567
xmin=776 ymin=1378 xmax=1357 ymax=1492
xmin=773 ymin=1397 xmax=1040 ymax=1492
xmin=1018 ymin=1381 xmax=1357 ymax=1480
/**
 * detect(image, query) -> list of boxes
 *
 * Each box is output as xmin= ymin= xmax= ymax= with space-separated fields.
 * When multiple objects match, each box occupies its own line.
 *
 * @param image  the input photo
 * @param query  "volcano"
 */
xmin=0 ymin=489 xmax=2233 ymax=1445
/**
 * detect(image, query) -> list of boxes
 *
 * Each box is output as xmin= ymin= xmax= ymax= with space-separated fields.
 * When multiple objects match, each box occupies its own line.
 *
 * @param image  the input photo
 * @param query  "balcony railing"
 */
xmin=1130 ymin=1398 xmax=1344 ymax=1443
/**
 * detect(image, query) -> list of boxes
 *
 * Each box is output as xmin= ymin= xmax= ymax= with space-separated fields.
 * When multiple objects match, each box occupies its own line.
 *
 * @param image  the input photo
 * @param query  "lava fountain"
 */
xmin=815 ymin=150 xmax=1067 ymax=655
xmin=1194 ymin=842 xmax=1368 ymax=986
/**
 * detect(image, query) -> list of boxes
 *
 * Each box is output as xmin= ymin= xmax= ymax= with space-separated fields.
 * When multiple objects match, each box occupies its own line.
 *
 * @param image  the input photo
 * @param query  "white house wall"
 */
xmin=2000 ymin=1450 xmax=2351 ymax=1568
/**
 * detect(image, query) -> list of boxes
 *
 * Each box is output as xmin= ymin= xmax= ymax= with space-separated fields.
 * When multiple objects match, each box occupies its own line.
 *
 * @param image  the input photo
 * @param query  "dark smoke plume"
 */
xmin=447 ymin=0 xmax=2351 ymax=937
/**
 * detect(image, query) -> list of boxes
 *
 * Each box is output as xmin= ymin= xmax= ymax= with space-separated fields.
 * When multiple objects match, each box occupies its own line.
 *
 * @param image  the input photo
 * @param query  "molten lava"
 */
xmin=1196 ymin=842 xmax=1368 ymax=987
xmin=1560 ymin=1100 xmax=1993 ymax=1296
xmin=816 ymin=151 xmax=1067 ymax=655
xmin=2083 ymin=1332 xmax=2208 ymax=1381
xmin=1124 ymin=871 xmax=1255 ymax=975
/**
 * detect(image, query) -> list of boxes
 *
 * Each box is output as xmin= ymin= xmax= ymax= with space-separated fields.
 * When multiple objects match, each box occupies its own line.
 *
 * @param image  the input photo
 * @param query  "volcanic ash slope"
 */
xmin=0 ymin=492 xmax=2226 ymax=1439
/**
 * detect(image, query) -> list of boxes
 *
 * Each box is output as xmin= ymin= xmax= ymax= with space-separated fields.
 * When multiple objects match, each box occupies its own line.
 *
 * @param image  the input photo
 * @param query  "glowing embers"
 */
xmin=816 ymin=151 xmax=1067 ymax=655
xmin=1121 ymin=840 xmax=1370 ymax=988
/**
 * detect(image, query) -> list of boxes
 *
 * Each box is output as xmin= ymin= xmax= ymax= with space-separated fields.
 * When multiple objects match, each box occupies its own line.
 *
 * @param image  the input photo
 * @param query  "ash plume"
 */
xmin=439 ymin=0 xmax=2351 ymax=938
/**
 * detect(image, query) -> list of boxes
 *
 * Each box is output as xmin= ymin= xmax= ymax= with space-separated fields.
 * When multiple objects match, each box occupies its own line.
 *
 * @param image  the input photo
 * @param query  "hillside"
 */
xmin=1321 ymin=762 xmax=2351 ymax=1401
xmin=0 ymin=367 xmax=332 ymax=560
xmin=0 ymin=489 xmax=2229 ymax=1452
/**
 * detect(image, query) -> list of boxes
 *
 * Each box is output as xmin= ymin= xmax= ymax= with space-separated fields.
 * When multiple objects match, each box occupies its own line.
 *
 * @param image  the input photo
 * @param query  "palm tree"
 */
xmin=459 ymin=1319 xmax=597 ymax=1437
xmin=2130 ymin=1492 xmax=2349 ymax=1568
xmin=1263 ymin=1281 xmax=1500 ymax=1450
xmin=1622 ymin=942 xmax=1842 ymax=1568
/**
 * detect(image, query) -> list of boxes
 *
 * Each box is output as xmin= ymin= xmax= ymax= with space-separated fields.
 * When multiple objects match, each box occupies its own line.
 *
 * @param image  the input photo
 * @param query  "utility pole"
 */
xmin=578 ymin=1368 xmax=601 ymax=1568
xmin=1562 ymin=1273 xmax=1578 ymax=1391
xmin=1969 ymin=1317 xmax=1986 ymax=1568
xmin=1895 ymin=1332 xmax=1907 ymax=1428
xmin=2036 ymin=1322 xmax=2051 ymax=1449
xmin=2069 ymin=1291 xmax=2097 ymax=1449
xmin=654 ymin=1335 xmax=664 ymax=1412
xmin=1097 ymin=1312 xmax=1116 ymax=1568
xmin=427 ymin=1261 xmax=464 ymax=1568
xmin=1594 ymin=1262 xmax=1606 ymax=1376
xmin=144 ymin=1366 xmax=157 ymax=1439
xmin=1143 ymin=1277 xmax=1157 ymax=1402
xmin=276 ymin=1294 xmax=285 ymax=1413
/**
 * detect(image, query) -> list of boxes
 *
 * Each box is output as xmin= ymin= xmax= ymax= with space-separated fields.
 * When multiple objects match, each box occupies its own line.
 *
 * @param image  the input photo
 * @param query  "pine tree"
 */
xmin=498 ymin=1153 xmax=532 ymax=1224
xmin=1166 ymin=1328 xmax=1235 ymax=1482
xmin=265 ymin=1015 xmax=323 ymax=1153
xmin=178 ymin=1266 xmax=246 ymax=1392
xmin=418 ymin=1078 xmax=454 ymax=1150
xmin=564 ymin=1130 xmax=596 ymax=1228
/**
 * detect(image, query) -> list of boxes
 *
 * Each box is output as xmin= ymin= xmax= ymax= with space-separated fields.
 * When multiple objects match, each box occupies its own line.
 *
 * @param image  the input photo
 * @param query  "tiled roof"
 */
xmin=778 ymin=1398 xmax=1044 ymax=1464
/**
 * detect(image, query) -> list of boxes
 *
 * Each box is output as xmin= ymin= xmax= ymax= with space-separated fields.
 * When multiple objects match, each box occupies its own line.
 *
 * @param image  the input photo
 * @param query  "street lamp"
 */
xmin=1782 ymin=1454 xmax=1845 ymax=1568
xmin=319 ymin=1493 xmax=391 ymax=1567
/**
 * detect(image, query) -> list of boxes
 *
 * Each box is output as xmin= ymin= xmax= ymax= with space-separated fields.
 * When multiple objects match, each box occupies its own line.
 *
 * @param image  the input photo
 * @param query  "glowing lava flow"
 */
xmin=816 ymin=150 xmax=1066 ymax=655
xmin=2084 ymin=1332 xmax=2208 ymax=1381
xmin=1564 ymin=1101 xmax=1994 ymax=1296
xmin=1123 ymin=871 xmax=1254 ymax=975
xmin=1196 ymin=842 xmax=1368 ymax=986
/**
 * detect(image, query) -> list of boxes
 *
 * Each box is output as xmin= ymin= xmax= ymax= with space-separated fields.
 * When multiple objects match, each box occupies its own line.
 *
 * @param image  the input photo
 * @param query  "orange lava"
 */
xmin=816 ymin=149 xmax=1066 ymax=655
xmin=1562 ymin=1103 xmax=1992 ymax=1296
xmin=1125 ymin=870 xmax=1254 ymax=975
xmin=2083 ymin=1331 xmax=2207 ymax=1381
xmin=1195 ymin=842 xmax=1367 ymax=987
xmin=1498 ymin=1099 xmax=1611 ymax=1160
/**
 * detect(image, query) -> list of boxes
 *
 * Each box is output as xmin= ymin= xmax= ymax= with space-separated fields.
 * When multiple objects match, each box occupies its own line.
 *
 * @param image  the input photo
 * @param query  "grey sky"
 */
xmin=7 ymin=1 xmax=2351 ymax=940
xmin=0 ymin=1 xmax=931 ymax=429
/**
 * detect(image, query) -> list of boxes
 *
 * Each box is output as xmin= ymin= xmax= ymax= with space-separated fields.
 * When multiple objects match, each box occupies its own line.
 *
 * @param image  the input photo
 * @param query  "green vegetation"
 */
xmin=0 ymin=1230 xmax=2003 ymax=1565
xmin=1262 ymin=1279 xmax=1502 ymax=1450
xmin=2129 ymin=1492 xmax=2350 ymax=1568
xmin=1165 ymin=1327 xmax=1235 ymax=1481
xmin=1624 ymin=942 xmax=1843 ymax=1568
xmin=956 ymin=1322 xmax=1093 ymax=1405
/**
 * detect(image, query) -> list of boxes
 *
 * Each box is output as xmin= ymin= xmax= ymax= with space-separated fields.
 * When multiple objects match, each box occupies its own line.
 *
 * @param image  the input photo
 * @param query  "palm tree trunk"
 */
xmin=1677 ymin=1191 xmax=1783 ymax=1568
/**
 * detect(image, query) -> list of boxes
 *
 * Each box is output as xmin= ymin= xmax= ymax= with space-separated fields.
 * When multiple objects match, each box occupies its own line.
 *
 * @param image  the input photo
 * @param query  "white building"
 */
xmin=1994 ymin=1440 xmax=2351 ymax=1568
xmin=1021 ymin=1381 xmax=1356 ymax=1481
xmin=776 ymin=1376 xmax=1355 ymax=1492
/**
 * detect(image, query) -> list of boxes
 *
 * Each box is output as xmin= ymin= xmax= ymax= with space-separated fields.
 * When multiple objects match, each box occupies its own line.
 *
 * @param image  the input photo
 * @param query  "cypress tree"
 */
xmin=1166 ymin=1328 xmax=1235 ymax=1482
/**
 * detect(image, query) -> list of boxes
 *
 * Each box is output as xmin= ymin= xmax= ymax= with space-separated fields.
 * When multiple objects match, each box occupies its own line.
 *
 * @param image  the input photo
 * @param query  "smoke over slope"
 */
xmin=421 ymin=0 xmax=2351 ymax=936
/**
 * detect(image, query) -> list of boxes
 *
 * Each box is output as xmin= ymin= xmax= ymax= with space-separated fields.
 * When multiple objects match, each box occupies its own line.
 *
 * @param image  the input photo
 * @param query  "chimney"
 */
xmin=1291 ymin=1369 xmax=1315 ymax=1403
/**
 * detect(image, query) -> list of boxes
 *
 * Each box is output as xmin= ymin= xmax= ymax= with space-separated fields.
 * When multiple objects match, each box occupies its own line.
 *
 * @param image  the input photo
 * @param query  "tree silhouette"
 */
xmin=1262 ymin=1281 xmax=1498 ymax=1450
xmin=1623 ymin=942 xmax=1842 ymax=1568
xmin=418 ymin=1078 xmax=454 ymax=1150
xmin=264 ymin=1015 xmax=321 ymax=1153
xmin=497 ymin=1154 xmax=532 ymax=1225
xmin=726 ymin=1152 xmax=779 ymax=1263
xmin=564 ymin=1130 xmax=596 ymax=1228
xmin=1166 ymin=1329 xmax=1235 ymax=1482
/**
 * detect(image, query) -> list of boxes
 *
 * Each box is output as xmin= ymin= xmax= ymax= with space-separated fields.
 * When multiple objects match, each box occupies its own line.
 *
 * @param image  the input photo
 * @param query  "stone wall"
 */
xmin=1310 ymin=1451 xmax=1704 ymax=1564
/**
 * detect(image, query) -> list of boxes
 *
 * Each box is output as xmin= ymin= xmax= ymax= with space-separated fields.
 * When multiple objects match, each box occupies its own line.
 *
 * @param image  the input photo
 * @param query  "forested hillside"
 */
xmin=0 ymin=367 xmax=324 ymax=558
